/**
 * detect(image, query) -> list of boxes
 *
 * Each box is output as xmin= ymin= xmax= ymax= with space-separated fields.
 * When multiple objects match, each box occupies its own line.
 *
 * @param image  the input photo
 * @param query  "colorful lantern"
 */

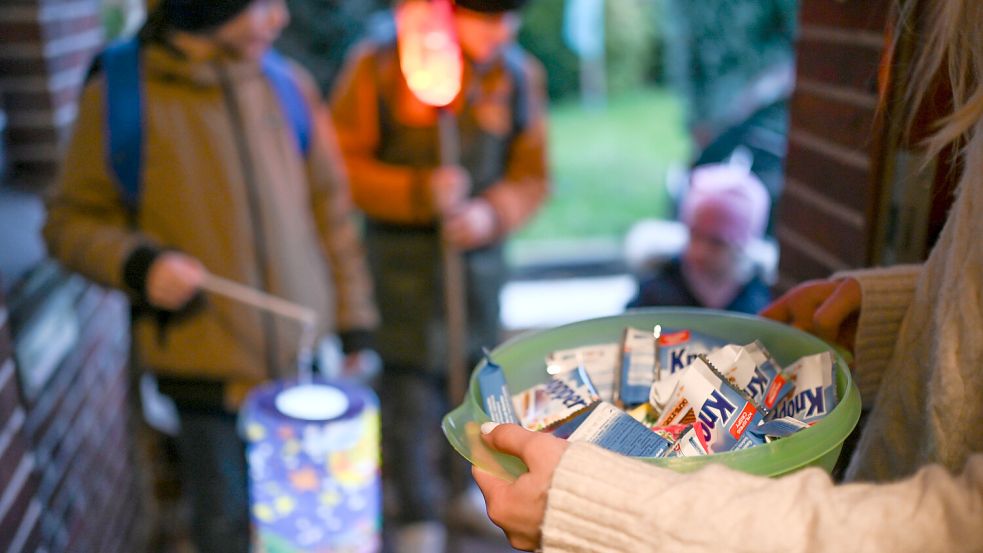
xmin=395 ymin=0 xmax=463 ymax=108
xmin=241 ymin=380 xmax=381 ymax=553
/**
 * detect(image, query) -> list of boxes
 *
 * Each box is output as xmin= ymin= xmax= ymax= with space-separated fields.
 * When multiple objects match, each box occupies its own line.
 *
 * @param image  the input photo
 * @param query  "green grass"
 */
xmin=512 ymin=88 xmax=690 ymax=246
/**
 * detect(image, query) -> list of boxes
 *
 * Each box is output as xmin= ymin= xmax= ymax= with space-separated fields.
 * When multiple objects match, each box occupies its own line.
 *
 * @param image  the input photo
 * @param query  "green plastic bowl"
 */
xmin=441 ymin=308 xmax=862 ymax=481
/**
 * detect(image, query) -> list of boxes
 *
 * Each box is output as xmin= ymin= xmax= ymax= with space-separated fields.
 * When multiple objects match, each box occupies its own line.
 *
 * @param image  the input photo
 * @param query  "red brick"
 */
xmin=800 ymin=0 xmax=892 ymax=32
xmin=7 ymin=126 xmax=60 ymax=145
xmin=796 ymin=37 xmax=883 ymax=94
xmin=790 ymin=92 xmax=878 ymax=154
xmin=0 ymin=363 xmax=21 ymax=428
xmin=785 ymin=141 xmax=874 ymax=210
xmin=778 ymin=191 xmax=868 ymax=267
xmin=0 ymin=21 xmax=43 ymax=43
xmin=0 ymin=412 xmax=29 ymax=495
xmin=776 ymin=236 xmax=843 ymax=287
xmin=0 ymin=460 xmax=40 ymax=553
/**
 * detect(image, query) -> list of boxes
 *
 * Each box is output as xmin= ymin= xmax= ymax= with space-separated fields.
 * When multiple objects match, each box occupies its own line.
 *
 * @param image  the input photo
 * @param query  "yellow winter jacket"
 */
xmin=43 ymin=42 xmax=378 ymax=406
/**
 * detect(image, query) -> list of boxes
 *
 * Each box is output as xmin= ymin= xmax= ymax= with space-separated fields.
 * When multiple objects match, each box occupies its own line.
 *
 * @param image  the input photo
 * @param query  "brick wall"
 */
xmin=0 ymin=287 xmax=44 ymax=553
xmin=774 ymin=0 xmax=892 ymax=289
xmin=0 ymin=269 xmax=144 ymax=553
xmin=0 ymin=0 xmax=103 ymax=188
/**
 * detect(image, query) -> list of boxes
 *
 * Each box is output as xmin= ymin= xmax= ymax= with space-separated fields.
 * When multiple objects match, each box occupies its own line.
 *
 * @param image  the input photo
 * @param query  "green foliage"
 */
xmin=662 ymin=0 xmax=798 ymax=127
xmin=604 ymin=0 xmax=664 ymax=94
xmin=277 ymin=0 xmax=390 ymax=94
xmin=519 ymin=0 xmax=667 ymax=101
xmin=518 ymin=0 xmax=581 ymax=101
xmin=512 ymin=88 xmax=690 ymax=244
xmin=103 ymin=7 xmax=126 ymax=41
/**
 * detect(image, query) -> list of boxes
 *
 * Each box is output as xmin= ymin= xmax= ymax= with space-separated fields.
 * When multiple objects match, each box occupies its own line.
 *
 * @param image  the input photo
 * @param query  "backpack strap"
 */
xmin=101 ymin=37 xmax=143 ymax=208
xmin=261 ymin=49 xmax=311 ymax=156
xmin=502 ymin=44 xmax=530 ymax=137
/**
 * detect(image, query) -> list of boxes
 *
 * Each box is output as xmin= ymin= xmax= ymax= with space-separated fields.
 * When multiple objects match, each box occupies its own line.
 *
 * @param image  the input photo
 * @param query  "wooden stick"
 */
xmin=438 ymin=107 xmax=469 ymax=406
xmin=200 ymin=273 xmax=317 ymax=325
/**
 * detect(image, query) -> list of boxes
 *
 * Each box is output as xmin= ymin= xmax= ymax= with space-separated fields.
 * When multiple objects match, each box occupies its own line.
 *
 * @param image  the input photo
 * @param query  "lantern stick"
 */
xmin=397 ymin=0 xmax=469 ymax=405
xmin=200 ymin=273 xmax=319 ymax=382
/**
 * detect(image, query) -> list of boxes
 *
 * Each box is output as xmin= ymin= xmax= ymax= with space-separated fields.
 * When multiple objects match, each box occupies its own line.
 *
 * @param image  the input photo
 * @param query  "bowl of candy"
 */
xmin=442 ymin=308 xmax=861 ymax=480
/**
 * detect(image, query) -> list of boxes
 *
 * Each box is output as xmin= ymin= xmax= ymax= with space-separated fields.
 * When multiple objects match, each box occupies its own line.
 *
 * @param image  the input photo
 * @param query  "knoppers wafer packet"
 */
xmin=656 ymin=328 xmax=727 ymax=381
xmin=513 ymin=365 xmax=600 ymax=432
xmin=547 ymin=343 xmax=620 ymax=404
xmin=616 ymin=327 xmax=659 ymax=408
xmin=648 ymin=334 xmax=730 ymax=410
xmin=768 ymin=351 xmax=837 ymax=424
xmin=664 ymin=422 xmax=710 ymax=458
xmin=744 ymin=340 xmax=794 ymax=412
xmin=567 ymin=402 xmax=671 ymax=458
xmin=657 ymin=355 xmax=765 ymax=453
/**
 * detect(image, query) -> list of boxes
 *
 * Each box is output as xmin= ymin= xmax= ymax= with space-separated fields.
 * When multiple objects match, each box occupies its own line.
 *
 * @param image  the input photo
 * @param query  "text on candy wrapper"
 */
xmin=697 ymin=389 xmax=737 ymax=442
xmin=772 ymin=386 xmax=826 ymax=419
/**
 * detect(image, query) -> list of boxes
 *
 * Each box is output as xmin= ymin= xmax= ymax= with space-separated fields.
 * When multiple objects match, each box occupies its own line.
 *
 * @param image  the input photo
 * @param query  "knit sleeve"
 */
xmin=542 ymin=443 xmax=983 ymax=553
xmin=833 ymin=264 xmax=921 ymax=407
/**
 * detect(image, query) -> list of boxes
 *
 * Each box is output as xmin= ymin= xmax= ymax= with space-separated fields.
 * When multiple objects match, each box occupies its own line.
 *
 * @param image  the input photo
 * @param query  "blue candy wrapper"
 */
xmin=477 ymin=353 xmax=520 ymax=425
xmin=547 ymin=343 xmax=620 ymax=404
xmin=617 ymin=327 xmax=659 ymax=407
xmin=744 ymin=340 xmax=795 ymax=412
xmin=753 ymin=416 xmax=810 ymax=438
xmin=768 ymin=352 xmax=837 ymax=424
xmin=513 ymin=365 xmax=600 ymax=431
xmin=568 ymin=402 xmax=670 ymax=458
xmin=662 ymin=356 xmax=766 ymax=453
xmin=656 ymin=328 xmax=728 ymax=380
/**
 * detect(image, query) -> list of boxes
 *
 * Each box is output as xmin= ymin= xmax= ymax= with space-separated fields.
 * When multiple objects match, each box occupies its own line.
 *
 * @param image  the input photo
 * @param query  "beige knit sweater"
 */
xmin=542 ymin=155 xmax=983 ymax=550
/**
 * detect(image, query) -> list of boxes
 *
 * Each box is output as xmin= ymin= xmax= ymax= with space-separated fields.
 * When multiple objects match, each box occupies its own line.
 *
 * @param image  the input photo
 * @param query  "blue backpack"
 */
xmin=99 ymin=37 xmax=311 ymax=208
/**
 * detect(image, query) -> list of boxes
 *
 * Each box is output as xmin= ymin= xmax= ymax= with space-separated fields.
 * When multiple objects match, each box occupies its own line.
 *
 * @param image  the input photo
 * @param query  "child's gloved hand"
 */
xmin=146 ymin=251 xmax=206 ymax=311
xmin=428 ymin=165 xmax=472 ymax=216
xmin=343 ymin=349 xmax=383 ymax=383
xmin=444 ymin=198 xmax=498 ymax=250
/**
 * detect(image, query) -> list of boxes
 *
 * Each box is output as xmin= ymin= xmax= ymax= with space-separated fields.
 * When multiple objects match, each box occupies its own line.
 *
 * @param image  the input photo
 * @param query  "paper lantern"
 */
xmin=241 ymin=380 xmax=381 ymax=552
xmin=396 ymin=0 xmax=463 ymax=107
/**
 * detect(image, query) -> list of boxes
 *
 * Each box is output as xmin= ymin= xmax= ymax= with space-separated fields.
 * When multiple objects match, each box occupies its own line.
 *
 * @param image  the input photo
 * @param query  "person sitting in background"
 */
xmin=627 ymin=162 xmax=772 ymax=313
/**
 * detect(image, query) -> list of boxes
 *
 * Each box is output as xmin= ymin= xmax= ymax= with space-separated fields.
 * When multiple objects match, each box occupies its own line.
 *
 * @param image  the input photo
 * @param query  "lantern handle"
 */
xmin=200 ymin=273 xmax=318 ymax=326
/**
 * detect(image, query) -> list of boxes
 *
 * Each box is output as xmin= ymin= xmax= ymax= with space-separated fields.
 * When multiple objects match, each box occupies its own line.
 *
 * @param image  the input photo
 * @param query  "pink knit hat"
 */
xmin=680 ymin=164 xmax=771 ymax=248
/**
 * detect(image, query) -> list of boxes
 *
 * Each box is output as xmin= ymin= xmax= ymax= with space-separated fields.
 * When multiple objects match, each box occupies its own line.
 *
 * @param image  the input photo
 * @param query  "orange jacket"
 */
xmin=330 ymin=39 xmax=550 ymax=239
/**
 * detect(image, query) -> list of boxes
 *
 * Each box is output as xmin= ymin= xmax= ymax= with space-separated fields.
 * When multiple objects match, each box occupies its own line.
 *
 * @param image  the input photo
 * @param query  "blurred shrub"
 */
xmin=518 ymin=0 xmax=581 ymax=101
xmin=604 ymin=0 xmax=664 ymax=95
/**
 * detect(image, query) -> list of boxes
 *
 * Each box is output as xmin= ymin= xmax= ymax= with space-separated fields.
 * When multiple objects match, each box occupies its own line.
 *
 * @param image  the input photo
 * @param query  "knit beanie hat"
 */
xmin=681 ymin=163 xmax=771 ymax=248
xmin=161 ymin=0 xmax=254 ymax=32
xmin=455 ymin=0 xmax=529 ymax=13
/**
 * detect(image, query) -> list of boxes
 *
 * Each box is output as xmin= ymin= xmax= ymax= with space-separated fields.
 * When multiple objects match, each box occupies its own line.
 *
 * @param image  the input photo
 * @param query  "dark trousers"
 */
xmin=173 ymin=407 xmax=251 ymax=553
xmin=379 ymin=369 xmax=471 ymax=525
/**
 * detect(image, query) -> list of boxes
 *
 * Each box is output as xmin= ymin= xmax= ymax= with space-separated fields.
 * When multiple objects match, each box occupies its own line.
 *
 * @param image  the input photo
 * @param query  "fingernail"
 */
xmin=480 ymin=422 xmax=499 ymax=435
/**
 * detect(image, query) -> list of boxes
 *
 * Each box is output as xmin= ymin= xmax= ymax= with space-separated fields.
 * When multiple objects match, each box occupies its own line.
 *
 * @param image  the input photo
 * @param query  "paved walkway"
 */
xmin=500 ymin=273 xmax=637 ymax=332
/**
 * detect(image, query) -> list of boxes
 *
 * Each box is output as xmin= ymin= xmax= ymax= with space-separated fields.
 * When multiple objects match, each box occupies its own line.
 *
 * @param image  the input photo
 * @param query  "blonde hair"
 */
xmin=906 ymin=1 xmax=983 ymax=159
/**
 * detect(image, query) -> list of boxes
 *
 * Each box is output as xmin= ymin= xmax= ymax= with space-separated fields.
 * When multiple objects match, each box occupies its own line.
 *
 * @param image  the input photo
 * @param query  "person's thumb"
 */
xmin=480 ymin=423 xmax=538 ymax=463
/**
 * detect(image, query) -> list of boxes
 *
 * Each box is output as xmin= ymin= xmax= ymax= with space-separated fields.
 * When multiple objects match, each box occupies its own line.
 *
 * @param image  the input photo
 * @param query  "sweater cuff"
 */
xmin=122 ymin=244 xmax=163 ymax=304
xmin=542 ymin=443 xmax=675 ymax=551
xmin=339 ymin=329 xmax=374 ymax=354
xmin=833 ymin=264 xmax=920 ymax=406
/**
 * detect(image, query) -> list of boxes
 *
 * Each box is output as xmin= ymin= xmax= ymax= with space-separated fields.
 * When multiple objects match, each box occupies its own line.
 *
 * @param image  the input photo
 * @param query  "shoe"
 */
xmin=393 ymin=521 xmax=447 ymax=553
xmin=446 ymin=485 xmax=503 ymax=539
